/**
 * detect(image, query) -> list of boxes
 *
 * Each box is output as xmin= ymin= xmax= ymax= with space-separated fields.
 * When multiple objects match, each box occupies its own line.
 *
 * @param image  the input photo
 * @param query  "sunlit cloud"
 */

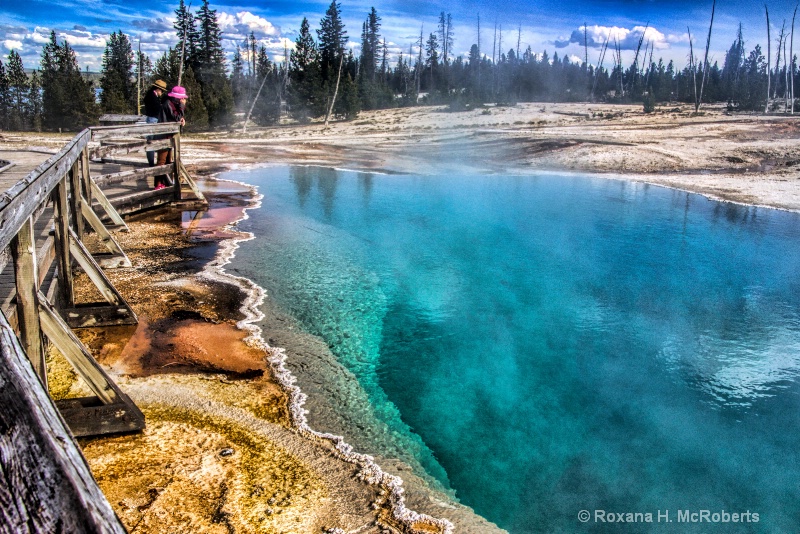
xmin=555 ymin=25 xmax=671 ymax=51
xmin=3 ymin=39 xmax=23 ymax=50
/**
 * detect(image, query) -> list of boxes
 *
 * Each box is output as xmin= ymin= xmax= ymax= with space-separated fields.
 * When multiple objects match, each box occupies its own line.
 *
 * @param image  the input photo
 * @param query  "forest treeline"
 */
xmin=0 ymin=0 xmax=797 ymax=132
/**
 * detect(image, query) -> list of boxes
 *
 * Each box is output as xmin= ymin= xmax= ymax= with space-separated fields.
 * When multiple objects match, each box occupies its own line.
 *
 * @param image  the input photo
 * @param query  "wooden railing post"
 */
xmin=68 ymin=160 xmax=84 ymax=239
xmin=10 ymin=217 xmax=46 ymax=387
xmin=80 ymin=146 xmax=92 ymax=207
xmin=172 ymin=133 xmax=182 ymax=201
xmin=52 ymin=178 xmax=74 ymax=308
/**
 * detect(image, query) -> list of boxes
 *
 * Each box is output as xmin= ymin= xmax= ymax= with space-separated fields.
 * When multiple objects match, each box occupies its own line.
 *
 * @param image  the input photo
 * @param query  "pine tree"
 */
xmin=289 ymin=17 xmax=322 ymax=120
xmin=0 ymin=60 xmax=9 ymax=130
xmin=100 ymin=30 xmax=135 ymax=113
xmin=6 ymin=50 xmax=28 ymax=130
xmin=174 ymin=0 xmax=200 ymax=67
xmin=195 ymin=0 xmax=233 ymax=126
xmin=318 ymin=0 xmax=348 ymax=82
xmin=28 ymin=70 xmax=43 ymax=132
xmin=40 ymin=32 xmax=97 ymax=130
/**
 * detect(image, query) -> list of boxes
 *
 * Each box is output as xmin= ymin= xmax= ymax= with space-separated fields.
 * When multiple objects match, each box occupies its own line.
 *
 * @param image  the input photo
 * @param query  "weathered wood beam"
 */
xmin=90 ymin=180 xmax=128 ymax=231
xmin=55 ymin=396 xmax=146 ymax=437
xmin=67 ymin=229 xmax=134 ymax=314
xmin=90 ymin=122 xmax=179 ymax=140
xmin=37 ymin=292 xmax=118 ymax=405
xmin=52 ymin=180 xmax=74 ymax=309
xmin=179 ymin=160 xmax=206 ymax=202
xmin=80 ymin=147 xmax=92 ymax=207
xmin=93 ymin=163 xmax=172 ymax=188
xmin=0 ymin=313 xmax=126 ymax=533
xmin=80 ymin=202 xmax=131 ymax=268
xmin=0 ymin=130 xmax=89 ymax=252
xmin=97 ymin=157 xmax=150 ymax=168
xmin=172 ymin=134 xmax=182 ymax=201
xmin=61 ymin=304 xmax=137 ymax=328
xmin=109 ymin=187 xmax=173 ymax=215
xmin=10 ymin=217 xmax=45 ymax=386
xmin=89 ymin=139 xmax=171 ymax=161
xmin=68 ymin=160 xmax=84 ymax=240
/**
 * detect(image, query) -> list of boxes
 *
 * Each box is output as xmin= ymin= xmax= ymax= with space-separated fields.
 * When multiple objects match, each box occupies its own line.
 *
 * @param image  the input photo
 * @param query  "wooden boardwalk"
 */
xmin=0 ymin=122 xmax=206 ymax=532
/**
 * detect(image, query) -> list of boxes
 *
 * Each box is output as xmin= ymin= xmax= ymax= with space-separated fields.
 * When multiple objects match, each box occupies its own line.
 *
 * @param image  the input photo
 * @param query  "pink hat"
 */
xmin=168 ymin=86 xmax=188 ymax=99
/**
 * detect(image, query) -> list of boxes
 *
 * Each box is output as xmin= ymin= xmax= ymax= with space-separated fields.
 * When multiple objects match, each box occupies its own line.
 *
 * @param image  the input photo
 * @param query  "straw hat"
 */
xmin=168 ymin=86 xmax=188 ymax=99
xmin=152 ymin=79 xmax=167 ymax=91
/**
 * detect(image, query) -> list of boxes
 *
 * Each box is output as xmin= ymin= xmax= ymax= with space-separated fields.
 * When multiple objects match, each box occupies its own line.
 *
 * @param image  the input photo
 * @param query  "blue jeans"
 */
xmin=145 ymin=116 xmax=158 ymax=166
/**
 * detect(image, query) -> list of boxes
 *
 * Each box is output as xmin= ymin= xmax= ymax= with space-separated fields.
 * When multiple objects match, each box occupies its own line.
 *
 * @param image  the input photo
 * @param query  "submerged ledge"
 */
xmin=68 ymin=172 xmax=503 ymax=532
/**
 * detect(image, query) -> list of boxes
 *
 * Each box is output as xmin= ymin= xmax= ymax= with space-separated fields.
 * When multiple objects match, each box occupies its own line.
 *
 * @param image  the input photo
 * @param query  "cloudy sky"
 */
xmin=1 ymin=0 xmax=797 ymax=73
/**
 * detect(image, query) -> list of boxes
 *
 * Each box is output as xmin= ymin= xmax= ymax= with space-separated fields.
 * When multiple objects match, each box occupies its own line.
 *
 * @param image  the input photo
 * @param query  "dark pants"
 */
xmin=145 ymin=116 xmax=159 ymax=166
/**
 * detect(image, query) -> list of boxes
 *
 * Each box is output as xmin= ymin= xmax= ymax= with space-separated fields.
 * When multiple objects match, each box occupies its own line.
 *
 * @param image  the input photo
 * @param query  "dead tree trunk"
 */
xmin=688 ymin=27 xmax=698 ymax=110
xmin=766 ymin=5 xmax=772 ymax=113
xmin=324 ymin=53 xmax=344 ymax=129
xmin=697 ymin=0 xmax=717 ymax=112
xmin=792 ymin=3 xmax=798 ymax=113
xmin=242 ymin=73 xmax=269 ymax=134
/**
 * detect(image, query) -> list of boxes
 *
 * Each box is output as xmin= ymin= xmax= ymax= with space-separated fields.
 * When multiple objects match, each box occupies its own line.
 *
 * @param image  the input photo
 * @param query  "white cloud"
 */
xmin=3 ymin=39 xmax=23 ymax=50
xmin=59 ymin=29 xmax=106 ymax=48
xmin=218 ymin=10 xmax=279 ymax=40
xmin=556 ymin=25 xmax=671 ymax=51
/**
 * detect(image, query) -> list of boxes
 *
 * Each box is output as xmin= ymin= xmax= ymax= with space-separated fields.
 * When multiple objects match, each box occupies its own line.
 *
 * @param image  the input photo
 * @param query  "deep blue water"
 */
xmin=225 ymin=166 xmax=800 ymax=533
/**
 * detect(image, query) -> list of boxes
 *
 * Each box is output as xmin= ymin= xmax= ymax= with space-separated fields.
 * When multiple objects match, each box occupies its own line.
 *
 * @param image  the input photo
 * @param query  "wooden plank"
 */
xmin=10 ymin=217 xmax=45 ymax=386
xmin=98 ymin=114 xmax=143 ymax=123
xmin=90 ymin=142 xmax=139 ymax=161
xmin=179 ymin=160 xmax=206 ymax=202
xmin=52 ymin=180 xmax=74 ymax=308
xmin=98 ymin=157 xmax=150 ymax=168
xmin=81 ymin=147 xmax=92 ymax=207
xmin=68 ymin=160 xmax=84 ymax=240
xmin=80 ymin=201 xmax=131 ymax=268
xmin=37 ymin=292 xmax=119 ymax=405
xmin=55 ymin=397 xmax=145 ymax=437
xmin=93 ymin=164 xmax=172 ymax=188
xmin=90 ymin=180 xmax=128 ymax=231
xmin=90 ymin=123 xmax=179 ymax=140
xmin=109 ymin=187 xmax=174 ymax=215
xmin=0 ymin=313 xmax=127 ymax=533
xmin=172 ymin=134 xmax=182 ymax=201
xmin=61 ymin=304 xmax=137 ymax=328
xmin=0 ymin=130 xmax=89 ymax=252
xmin=68 ymin=229 xmax=134 ymax=312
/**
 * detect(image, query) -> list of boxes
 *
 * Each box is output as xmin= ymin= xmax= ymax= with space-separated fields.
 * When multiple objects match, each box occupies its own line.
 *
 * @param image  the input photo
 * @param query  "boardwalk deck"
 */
xmin=0 ymin=123 xmax=207 ymax=533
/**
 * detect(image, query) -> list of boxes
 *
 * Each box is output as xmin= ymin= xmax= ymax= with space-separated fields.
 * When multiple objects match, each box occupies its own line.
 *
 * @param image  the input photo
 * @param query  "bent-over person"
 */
xmin=154 ymin=85 xmax=188 ymax=190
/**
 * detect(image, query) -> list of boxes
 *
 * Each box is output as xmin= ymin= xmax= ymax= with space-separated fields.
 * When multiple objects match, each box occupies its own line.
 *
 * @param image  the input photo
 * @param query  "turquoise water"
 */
xmin=225 ymin=166 xmax=800 ymax=532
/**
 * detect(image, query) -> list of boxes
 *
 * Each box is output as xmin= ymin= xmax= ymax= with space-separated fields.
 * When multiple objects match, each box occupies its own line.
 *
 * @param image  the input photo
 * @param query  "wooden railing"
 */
xmin=0 ymin=122 xmax=206 ymax=530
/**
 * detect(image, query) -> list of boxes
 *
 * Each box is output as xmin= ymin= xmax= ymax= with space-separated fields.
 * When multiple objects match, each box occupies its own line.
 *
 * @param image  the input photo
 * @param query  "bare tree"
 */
xmin=323 ymin=53 xmax=344 ymax=129
xmin=766 ymin=5 xmax=771 ymax=113
xmin=792 ymin=3 xmax=798 ymax=113
xmin=591 ymin=32 xmax=610 ymax=101
xmin=688 ymin=27 xmax=698 ymax=110
xmin=773 ymin=20 xmax=786 ymax=100
xmin=697 ymin=0 xmax=717 ymax=112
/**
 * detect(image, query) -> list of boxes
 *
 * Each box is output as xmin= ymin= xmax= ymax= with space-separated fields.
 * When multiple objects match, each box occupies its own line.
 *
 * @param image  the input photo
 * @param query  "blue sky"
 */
xmin=1 ymin=0 xmax=798 ymax=73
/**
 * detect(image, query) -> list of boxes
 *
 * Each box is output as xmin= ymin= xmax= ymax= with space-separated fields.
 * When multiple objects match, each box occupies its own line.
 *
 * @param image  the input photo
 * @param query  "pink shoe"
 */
xmin=155 ymin=184 xmax=165 ymax=190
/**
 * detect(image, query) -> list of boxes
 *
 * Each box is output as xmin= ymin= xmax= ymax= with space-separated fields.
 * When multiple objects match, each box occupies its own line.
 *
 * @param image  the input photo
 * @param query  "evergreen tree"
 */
xmin=40 ymin=32 xmax=97 ymax=130
xmin=6 ymin=50 xmax=28 ymax=130
xmin=100 ymin=30 xmax=135 ymax=113
xmin=28 ymin=70 xmax=43 ymax=132
xmin=0 ymin=60 xmax=9 ymax=130
xmin=318 ymin=0 xmax=348 ymax=82
xmin=195 ymin=0 xmax=233 ymax=126
xmin=289 ymin=17 xmax=322 ymax=120
xmin=174 ymin=0 xmax=200 ymax=66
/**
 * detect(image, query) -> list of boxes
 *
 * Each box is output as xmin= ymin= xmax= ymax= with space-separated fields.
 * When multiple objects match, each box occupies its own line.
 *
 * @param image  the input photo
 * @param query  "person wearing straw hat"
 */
xmin=154 ymin=85 xmax=188 ymax=190
xmin=144 ymin=79 xmax=167 ymax=166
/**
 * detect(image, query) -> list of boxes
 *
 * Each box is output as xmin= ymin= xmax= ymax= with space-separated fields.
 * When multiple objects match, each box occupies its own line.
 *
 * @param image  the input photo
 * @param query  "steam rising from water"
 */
xmin=223 ymin=166 xmax=800 ymax=533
